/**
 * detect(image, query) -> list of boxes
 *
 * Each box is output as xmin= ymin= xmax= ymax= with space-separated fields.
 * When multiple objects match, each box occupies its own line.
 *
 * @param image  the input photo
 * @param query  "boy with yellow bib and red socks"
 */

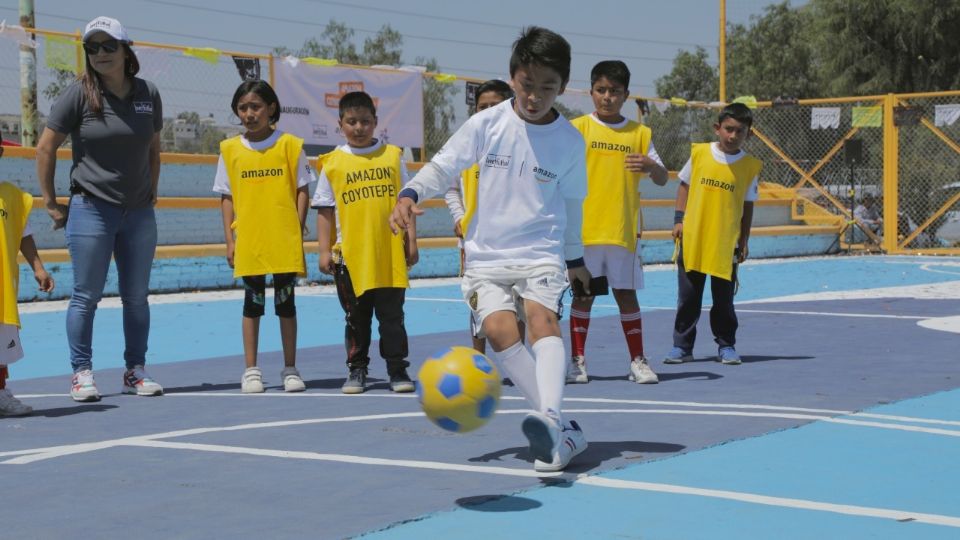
xmin=567 ymin=60 xmax=668 ymax=385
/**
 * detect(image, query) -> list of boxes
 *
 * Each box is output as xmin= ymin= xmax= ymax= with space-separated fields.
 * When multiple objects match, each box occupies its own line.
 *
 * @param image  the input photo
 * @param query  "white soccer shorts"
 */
xmin=461 ymin=265 xmax=567 ymax=329
xmin=583 ymin=242 xmax=644 ymax=290
xmin=0 ymin=325 xmax=25 ymax=365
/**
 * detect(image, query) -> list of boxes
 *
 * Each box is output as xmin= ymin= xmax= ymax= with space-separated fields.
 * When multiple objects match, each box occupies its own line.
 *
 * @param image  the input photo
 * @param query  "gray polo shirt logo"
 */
xmin=134 ymin=101 xmax=153 ymax=114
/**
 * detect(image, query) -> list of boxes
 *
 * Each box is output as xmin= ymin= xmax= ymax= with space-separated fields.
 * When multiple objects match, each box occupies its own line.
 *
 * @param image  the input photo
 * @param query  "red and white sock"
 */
xmin=569 ymin=308 xmax=591 ymax=358
xmin=620 ymin=310 xmax=645 ymax=359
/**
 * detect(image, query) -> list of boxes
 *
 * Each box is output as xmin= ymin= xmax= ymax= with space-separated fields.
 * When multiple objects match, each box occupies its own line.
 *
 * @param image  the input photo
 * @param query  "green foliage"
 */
xmin=726 ymin=2 xmax=818 ymax=100
xmin=811 ymin=0 xmax=960 ymax=95
xmin=42 ymin=69 xmax=77 ymax=102
xmin=658 ymin=0 xmax=960 ymax=101
xmin=654 ymin=46 xmax=718 ymax=102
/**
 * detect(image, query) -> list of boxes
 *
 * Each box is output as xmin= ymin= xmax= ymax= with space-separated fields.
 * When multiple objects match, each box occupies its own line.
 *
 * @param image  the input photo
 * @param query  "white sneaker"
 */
xmin=628 ymin=356 xmax=659 ymax=384
xmin=522 ymin=411 xmax=561 ymax=464
xmin=566 ymin=355 xmax=588 ymax=384
xmin=0 ymin=389 xmax=32 ymax=416
xmin=70 ymin=369 xmax=101 ymax=402
xmin=281 ymin=366 xmax=306 ymax=392
xmin=122 ymin=365 xmax=164 ymax=396
xmin=241 ymin=367 xmax=265 ymax=394
xmin=534 ymin=420 xmax=588 ymax=472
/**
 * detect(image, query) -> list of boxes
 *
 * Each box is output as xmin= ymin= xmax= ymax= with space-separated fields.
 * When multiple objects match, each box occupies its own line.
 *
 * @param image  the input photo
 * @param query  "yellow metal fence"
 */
xmin=3 ymin=27 xmax=959 ymax=254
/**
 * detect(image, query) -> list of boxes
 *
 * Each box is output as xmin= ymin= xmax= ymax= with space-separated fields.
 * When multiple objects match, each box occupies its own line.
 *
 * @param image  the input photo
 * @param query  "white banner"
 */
xmin=934 ymin=104 xmax=960 ymax=127
xmin=273 ymin=58 xmax=424 ymax=149
xmin=810 ymin=107 xmax=841 ymax=129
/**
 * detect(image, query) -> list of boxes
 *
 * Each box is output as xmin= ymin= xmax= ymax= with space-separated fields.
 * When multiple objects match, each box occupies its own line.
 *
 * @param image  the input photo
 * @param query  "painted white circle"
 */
xmin=918 ymin=315 xmax=960 ymax=334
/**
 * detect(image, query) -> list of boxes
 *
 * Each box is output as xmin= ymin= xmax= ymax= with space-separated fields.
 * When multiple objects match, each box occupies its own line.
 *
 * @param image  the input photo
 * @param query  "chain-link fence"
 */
xmin=3 ymin=27 xmax=959 ymax=254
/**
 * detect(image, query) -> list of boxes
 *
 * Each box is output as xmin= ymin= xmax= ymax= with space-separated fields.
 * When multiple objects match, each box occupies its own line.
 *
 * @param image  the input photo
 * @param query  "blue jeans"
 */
xmin=65 ymin=195 xmax=157 ymax=372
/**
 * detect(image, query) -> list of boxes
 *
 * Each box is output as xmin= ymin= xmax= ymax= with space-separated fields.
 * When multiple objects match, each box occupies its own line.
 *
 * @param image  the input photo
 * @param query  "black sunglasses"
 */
xmin=83 ymin=39 xmax=121 ymax=55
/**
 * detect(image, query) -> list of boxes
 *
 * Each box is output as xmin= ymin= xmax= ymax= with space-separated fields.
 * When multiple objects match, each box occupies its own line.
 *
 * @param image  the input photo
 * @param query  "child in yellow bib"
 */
xmin=313 ymin=91 xmax=418 ymax=395
xmin=443 ymin=79 xmax=517 ymax=354
xmin=214 ymin=81 xmax=312 ymax=394
xmin=0 ymin=134 xmax=55 ymax=416
xmin=665 ymin=103 xmax=762 ymax=366
xmin=567 ymin=60 xmax=669 ymax=386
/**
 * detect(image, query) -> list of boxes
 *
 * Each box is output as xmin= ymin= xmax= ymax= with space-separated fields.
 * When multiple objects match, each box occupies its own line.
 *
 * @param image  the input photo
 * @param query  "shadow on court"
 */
xmin=456 ymin=494 xmax=543 ymax=512
xmin=467 ymin=440 xmax=686 ymax=471
xmin=30 ymin=404 xmax=119 ymax=418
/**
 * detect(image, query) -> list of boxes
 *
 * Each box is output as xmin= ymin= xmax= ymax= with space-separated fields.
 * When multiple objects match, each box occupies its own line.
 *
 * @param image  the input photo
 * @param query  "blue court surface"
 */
xmin=2 ymin=255 xmax=959 ymax=539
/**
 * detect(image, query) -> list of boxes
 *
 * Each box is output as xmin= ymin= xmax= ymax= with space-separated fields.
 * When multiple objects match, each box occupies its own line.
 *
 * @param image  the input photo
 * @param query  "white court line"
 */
xmin=735 ymin=308 xmax=926 ymax=319
xmin=125 ymin=439 xmax=561 ymax=478
xmin=124 ymin=439 xmax=960 ymax=529
xmin=15 ymin=393 xmax=960 ymax=427
xmin=5 ymin=407 xmax=959 ymax=465
xmin=577 ymin=476 xmax=960 ymax=528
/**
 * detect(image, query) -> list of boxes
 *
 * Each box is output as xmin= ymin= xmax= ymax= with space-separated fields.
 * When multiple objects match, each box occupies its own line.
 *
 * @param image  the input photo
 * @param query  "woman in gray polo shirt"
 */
xmin=36 ymin=16 xmax=163 ymax=402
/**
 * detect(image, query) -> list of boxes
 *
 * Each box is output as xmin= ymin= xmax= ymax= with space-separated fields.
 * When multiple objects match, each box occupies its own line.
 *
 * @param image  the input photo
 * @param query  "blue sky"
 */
xmin=2 ymin=0 xmax=785 ymax=93
xmin=0 ymin=0 xmax=794 ymax=131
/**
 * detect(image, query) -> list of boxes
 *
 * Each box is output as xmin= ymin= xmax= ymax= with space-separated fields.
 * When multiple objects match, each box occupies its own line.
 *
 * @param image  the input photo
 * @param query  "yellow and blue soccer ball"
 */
xmin=417 ymin=346 xmax=501 ymax=433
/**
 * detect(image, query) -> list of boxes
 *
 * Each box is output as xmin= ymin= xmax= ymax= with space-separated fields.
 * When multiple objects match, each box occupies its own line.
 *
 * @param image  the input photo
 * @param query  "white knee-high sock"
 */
xmin=493 ymin=341 xmax=540 ymax=411
xmin=532 ymin=336 xmax=566 ymax=422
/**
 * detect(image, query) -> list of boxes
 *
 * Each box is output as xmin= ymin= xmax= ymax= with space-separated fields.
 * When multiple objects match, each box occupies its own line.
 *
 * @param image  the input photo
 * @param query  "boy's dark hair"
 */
xmin=231 ymin=80 xmax=281 ymax=124
xmin=509 ymin=26 xmax=571 ymax=84
xmin=338 ymin=91 xmax=377 ymax=118
xmin=475 ymin=79 xmax=513 ymax=103
xmin=590 ymin=60 xmax=630 ymax=90
xmin=718 ymin=102 xmax=753 ymax=128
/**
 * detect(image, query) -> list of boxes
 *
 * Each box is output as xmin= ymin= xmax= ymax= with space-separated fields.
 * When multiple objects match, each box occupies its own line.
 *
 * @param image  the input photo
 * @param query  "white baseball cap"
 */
xmin=83 ymin=16 xmax=130 ymax=43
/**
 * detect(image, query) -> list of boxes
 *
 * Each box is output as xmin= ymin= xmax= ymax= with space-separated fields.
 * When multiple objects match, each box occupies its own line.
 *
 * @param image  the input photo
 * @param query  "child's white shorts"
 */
xmin=461 ymin=264 xmax=567 ymax=329
xmin=0 ymin=324 xmax=25 ymax=365
xmin=583 ymin=242 xmax=644 ymax=290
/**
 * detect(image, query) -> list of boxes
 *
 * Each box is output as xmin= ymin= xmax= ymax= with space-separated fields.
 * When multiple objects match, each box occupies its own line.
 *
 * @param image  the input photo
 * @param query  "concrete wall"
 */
xmin=4 ymin=157 xmax=837 ymax=301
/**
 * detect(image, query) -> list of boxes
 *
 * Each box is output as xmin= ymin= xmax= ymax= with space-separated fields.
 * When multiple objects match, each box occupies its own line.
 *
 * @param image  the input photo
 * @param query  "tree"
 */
xmin=654 ymin=46 xmax=718 ymax=103
xmin=726 ymin=2 xmax=819 ymax=100
xmin=277 ymin=20 xmax=457 ymax=159
xmin=43 ymin=69 xmax=77 ymax=102
xmin=811 ymin=0 xmax=960 ymax=95
xmin=648 ymin=47 xmax=719 ymax=169
xmin=160 ymin=111 xmax=226 ymax=154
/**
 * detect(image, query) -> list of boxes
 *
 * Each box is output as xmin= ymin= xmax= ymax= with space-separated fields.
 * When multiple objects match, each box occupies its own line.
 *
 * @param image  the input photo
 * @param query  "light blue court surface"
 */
xmin=13 ymin=255 xmax=960 ymax=380
xmin=3 ymin=255 xmax=960 ymax=539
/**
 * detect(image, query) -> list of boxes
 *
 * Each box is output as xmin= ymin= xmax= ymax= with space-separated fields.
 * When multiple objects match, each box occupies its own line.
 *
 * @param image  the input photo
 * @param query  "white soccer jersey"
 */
xmin=406 ymin=99 xmax=587 ymax=269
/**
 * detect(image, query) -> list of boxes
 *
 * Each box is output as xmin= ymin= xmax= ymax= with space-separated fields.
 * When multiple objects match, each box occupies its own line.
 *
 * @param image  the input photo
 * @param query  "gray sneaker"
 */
xmin=566 ymin=355 xmax=588 ymax=384
xmin=341 ymin=367 xmax=367 ymax=394
xmin=388 ymin=368 xmax=415 ymax=393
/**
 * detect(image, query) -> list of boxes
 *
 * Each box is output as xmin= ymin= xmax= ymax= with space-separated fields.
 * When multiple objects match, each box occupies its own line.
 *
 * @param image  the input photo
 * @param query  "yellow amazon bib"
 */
xmin=220 ymin=133 xmax=306 ymax=278
xmin=319 ymin=144 xmax=408 ymax=297
xmin=682 ymin=143 xmax=762 ymax=280
xmin=0 ymin=182 xmax=32 ymax=327
xmin=572 ymin=115 xmax=651 ymax=250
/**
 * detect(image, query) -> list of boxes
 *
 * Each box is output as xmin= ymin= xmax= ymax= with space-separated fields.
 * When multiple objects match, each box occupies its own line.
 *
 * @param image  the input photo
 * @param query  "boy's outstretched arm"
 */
xmin=673 ymin=182 xmax=689 ymax=240
xmin=316 ymin=207 xmax=335 ymax=274
xmin=390 ymin=195 xmax=424 ymax=234
xmin=564 ymin=195 xmax=592 ymax=295
xmin=738 ymin=201 xmax=754 ymax=262
xmin=404 ymin=215 xmax=419 ymax=267
xmin=20 ymin=235 xmax=54 ymax=292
